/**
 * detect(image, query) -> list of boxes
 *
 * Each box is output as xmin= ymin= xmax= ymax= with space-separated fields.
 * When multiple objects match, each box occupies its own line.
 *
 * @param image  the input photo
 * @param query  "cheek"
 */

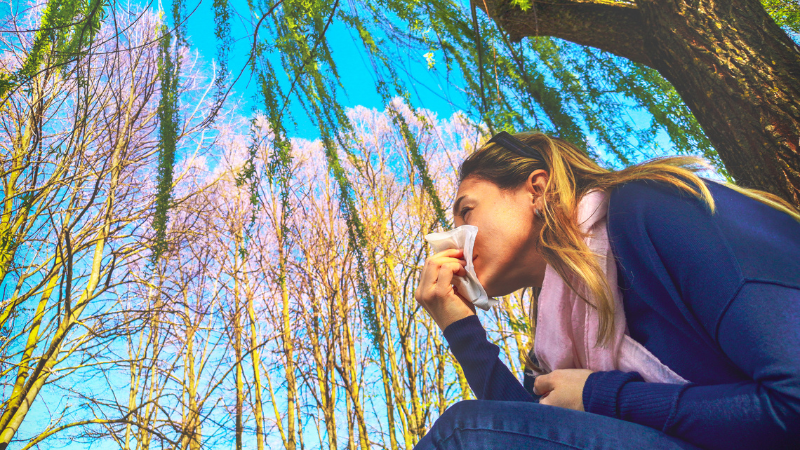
xmin=473 ymin=223 xmax=509 ymax=271
xmin=474 ymin=213 xmax=528 ymax=270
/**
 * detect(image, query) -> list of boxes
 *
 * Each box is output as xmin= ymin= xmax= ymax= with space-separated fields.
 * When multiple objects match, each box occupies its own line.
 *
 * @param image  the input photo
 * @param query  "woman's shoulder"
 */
xmin=606 ymin=177 xmax=800 ymax=234
xmin=607 ymin=177 xmax=714 ymax=216
xmin=605 ymin=178 xmax=715 ymax=241
xmin=606 ymin=178 xmax=800 ymax=288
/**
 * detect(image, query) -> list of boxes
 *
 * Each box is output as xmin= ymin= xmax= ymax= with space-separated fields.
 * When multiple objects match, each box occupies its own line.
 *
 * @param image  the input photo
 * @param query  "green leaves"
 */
xmin=762 ymin=0 xmax=800 ymax=34
xmin=152 ymin=24 xmax=181 ymax=264
xmin=213 ymin=0 xmax=233 ymax=103
xmin=1 ymin=0 xmax=106 ymax=102
xmin=510 ymin=0 xmax=533 ymax=12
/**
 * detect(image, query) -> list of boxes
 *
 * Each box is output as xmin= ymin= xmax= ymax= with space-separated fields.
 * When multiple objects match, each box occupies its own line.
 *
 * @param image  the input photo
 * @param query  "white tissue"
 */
xmin=423 ymin=225 xmax=498 ymax=311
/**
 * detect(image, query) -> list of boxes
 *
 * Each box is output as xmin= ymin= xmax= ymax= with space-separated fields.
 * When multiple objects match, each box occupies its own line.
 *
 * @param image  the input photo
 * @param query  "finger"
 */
xmin=533 ymin=374 xmax=554 ymax=396
xmin=435 ymin=248 xmax=464 ymax=259
xmin=434 ymin=257 xmax=466 ymax=276
xmin=420 ymin=255 xmax=465 ymax=287
xmin=443 ymin=260 xmax=468 ymax=281
xmin=538 ymin=391 xmax=552 ymax=406
xmin=434 ymin=263 xmax=458 ymax=293
xmin=430 ymin=255 xmax=466 ymax=268
xmin=418 ymin=256 xmax=445 ymax=288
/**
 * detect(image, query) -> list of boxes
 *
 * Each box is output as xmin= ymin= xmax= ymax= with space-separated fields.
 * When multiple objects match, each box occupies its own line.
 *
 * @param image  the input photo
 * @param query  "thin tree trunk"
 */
xmin=432 ymin=333 xmax=447 ymax=417
xmin=280 ymin=242 xmax=297 ymax=450
xmin=181 ymin=297 xmax=201 ymax=450
xmin=305 ymin=292 xmax=337 ymax=449
xmin=271 ymin=189 xmax=298 ymax=450
xmin=234 ymin=280 xmax=244 ymax=450
xmin=137 ymin=283 xmax=164 ymax=450
xmin=373 ymin=290 xmax=399 ymax=449
xmin=401 ymin=320 xmax=425 ymax=442
xmin=263 ymin=361 xmax=290 ymax=449
xmin=384 ymin=296 xmax=414 ymax=449
xmin=246 ymin=276 xmax=266 ymax=450
xmin=296 ymin=388 xmax=306 ymax=450
xmin=344 ymin=310 xmax=370 ymax=450
xmin=124 ymin=317 xmax=144 ymax=450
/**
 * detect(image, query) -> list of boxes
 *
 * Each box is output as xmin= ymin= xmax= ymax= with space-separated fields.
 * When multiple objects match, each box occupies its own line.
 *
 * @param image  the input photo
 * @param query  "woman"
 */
xmin=413 ymin=132 xmax=800 ymax=450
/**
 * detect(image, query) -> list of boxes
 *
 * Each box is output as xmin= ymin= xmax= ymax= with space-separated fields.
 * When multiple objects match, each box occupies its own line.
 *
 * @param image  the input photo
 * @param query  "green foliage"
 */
xmin=0 ymin=0 xmax=105 ymax=101
xmin=172 ymin=0 xmax=187 ymax=48
xmin=350 ymin=0 xmax=717 ymax=168
xmin=762 ymin=0 xmax=800 ymax=34
xmin=151 ymin=0 xmax=188 ymax=265
xmin=213 ymin=0 xmax=233 ymax=103
xmin=152 ymin=24 xmax=181 ymax=264
xmin=510 ymin=0 xmax=532 ymax=12
xmin=342 ymin=12 xmax=451 ymax=230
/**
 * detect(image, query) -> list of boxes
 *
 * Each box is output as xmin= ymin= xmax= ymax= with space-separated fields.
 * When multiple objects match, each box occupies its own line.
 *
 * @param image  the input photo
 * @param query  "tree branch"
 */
xmin=474 ymin=0 xmax=653 ymax=67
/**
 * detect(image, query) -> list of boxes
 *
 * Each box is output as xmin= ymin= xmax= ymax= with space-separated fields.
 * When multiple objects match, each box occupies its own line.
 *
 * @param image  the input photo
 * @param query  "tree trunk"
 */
xmin=478 ymin=0 xmax=800 ymax=207
xmin=233 ymin=271 xmax=244 ymax=450
xmin=279 ymin=229 xmax=297 ymax=450
xmin=246 ymin=280 xmax=266 ymax=450
xmin=306 ymin=298 xmax=337 ymax=449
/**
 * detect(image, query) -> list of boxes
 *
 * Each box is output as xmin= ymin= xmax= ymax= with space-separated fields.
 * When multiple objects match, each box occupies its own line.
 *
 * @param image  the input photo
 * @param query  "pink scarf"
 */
xmin=532 ymin=190 xmax=688 ymax=384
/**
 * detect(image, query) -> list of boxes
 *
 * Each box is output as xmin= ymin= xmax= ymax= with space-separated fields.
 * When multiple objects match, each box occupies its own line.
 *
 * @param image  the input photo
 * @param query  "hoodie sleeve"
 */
xmin=442 ymin=315 xmax=536 ymax=402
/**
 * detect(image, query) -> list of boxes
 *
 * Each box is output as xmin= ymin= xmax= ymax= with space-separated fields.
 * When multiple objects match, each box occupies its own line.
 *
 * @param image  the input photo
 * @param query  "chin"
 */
xmin=477 ymin=271 xmax=501 ymax=298
xmin=485 ymin=286 xmax=515 ymax=298
xmin=475 ymin=267 xmax=525 ymax=297
xmin=482 ymin=275 xmax=521 ymax=298
xmin=481 ymin=279 xmax=505 ymax=298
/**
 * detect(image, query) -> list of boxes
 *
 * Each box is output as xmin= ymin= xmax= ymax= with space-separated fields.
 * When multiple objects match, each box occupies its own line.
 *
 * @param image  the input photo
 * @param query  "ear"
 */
xmin=525 ymin=169 xmax=549 ymax=207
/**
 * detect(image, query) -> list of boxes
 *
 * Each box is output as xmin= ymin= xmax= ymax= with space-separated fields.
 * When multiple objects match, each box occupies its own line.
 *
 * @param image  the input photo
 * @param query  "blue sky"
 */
xmin=181 ymin=0 xmax=470 ymax=140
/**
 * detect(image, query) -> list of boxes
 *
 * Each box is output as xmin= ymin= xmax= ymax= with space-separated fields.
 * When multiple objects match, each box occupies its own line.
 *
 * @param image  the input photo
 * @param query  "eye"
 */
xmin=459 ymin=207 xmax=472 ymax=219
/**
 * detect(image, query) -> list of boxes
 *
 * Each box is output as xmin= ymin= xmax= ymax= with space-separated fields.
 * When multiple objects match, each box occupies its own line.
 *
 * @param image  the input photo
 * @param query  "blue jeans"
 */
xmin=414 ymin=400 xmax=700 ymax=450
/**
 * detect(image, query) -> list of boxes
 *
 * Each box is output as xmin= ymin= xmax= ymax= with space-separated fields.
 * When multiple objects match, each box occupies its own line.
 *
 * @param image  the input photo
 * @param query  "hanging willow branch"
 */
xmin=151 ymin=13 xmax=182 ymax=264
xmin=344 ymin=14 xmax=451 ymax=231
xmin=0 ymin=0 xmax=105 ymax=104
xmin=209 ymin=0 xmax=232 ymax=120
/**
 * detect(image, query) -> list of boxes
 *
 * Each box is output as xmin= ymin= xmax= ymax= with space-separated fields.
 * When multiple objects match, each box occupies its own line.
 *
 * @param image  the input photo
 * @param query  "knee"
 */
xmin=415 ymin=400 xmax=480 ymax=450
xmin=433 ymin=400 xmax=480 ymax=432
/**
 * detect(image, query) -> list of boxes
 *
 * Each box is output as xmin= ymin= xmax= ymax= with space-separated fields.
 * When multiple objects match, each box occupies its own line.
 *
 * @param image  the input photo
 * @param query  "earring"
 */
xmin=534 ymin=208 xmax=544 ymax=219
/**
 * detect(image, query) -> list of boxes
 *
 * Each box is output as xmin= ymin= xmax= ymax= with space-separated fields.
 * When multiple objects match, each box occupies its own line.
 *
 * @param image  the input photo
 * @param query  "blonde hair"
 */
xmin=459 ymin=132 xmax=800 ymax=366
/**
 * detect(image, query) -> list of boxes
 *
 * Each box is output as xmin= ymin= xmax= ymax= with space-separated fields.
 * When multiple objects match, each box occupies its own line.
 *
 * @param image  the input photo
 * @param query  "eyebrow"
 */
xmin=452 ymin=195 xmax=469 ymax=217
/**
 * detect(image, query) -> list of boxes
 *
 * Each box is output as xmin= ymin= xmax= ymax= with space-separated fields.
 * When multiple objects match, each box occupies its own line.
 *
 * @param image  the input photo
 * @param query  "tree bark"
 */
xmin=233 ymin=264 xmax=244 ymax=450
xmin=477 ymin=0 xmax=800 ymax=207
xmin=246 ymin=281 xmax=266 ymax=450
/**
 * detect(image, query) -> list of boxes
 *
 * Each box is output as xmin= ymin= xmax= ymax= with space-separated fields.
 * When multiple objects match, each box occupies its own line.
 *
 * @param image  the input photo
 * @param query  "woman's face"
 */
xmin=452 ymin=171 xmax=548 ymax=297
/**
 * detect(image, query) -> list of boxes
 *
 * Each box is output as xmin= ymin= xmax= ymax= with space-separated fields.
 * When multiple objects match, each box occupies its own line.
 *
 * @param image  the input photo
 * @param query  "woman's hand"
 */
xmin=415 ymin=248 xmax=477 ymax=331
xmin=533 ymin=369 xmax=594 ymax=411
